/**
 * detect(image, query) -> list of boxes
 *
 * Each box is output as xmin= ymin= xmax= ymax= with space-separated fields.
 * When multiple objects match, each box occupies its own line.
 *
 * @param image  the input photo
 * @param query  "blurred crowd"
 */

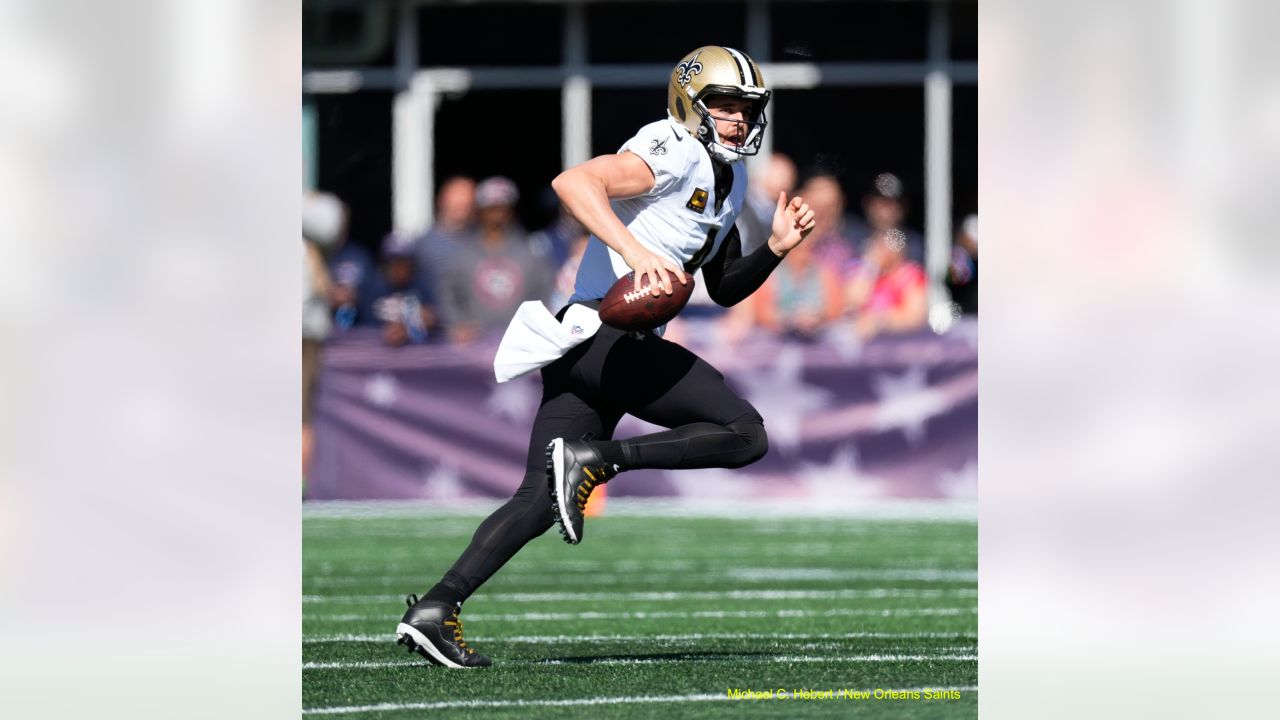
xmin=302 ymin=155 xmax=978 ymax=351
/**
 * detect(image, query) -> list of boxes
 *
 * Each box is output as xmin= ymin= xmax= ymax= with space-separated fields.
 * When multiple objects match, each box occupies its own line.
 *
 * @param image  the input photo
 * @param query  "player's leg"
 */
xmin=589 ymin=328 xmax=767 ymax=469
xmin=547 ymin=328 xmax=767 ymax=543
xmin=396 ymin=384 xmax=615 ymax=667
xmin=602 ymin=348 xmax=767 ymax=470
xmin=430 ymin=388 xmax=617 ymax=600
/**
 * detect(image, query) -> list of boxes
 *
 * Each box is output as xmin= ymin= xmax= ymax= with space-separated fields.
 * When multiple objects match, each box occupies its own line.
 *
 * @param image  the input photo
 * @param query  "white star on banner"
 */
xmin=364 ymin=372 xmax=399 ymax=408
xmin=870 ymin=365 xmax=948 ymax=446
xmin=422 ymin=461 xmax=465 ymax=500
xmin=485 ymin=375 xmax=540 ymax=424
xmin=794 ymin=444 xmax=887 ymax=500
xmin=826 ymin=323 xmax=865 ymax=363
xmin=733 ymin=345 xmax=833 ymax=452
xmin=937 ymin=459 xmax=979 ymax=500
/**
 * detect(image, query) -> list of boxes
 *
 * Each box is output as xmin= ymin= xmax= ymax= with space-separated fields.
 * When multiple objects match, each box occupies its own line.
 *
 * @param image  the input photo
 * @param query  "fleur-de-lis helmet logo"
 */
xmin=676 ymin=52 xmax=704 ymax=86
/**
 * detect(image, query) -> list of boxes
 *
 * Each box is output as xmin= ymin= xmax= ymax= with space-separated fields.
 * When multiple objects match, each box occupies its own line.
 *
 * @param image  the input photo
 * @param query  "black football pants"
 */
xmin=427 ymin=321 xmax=768 ymax=604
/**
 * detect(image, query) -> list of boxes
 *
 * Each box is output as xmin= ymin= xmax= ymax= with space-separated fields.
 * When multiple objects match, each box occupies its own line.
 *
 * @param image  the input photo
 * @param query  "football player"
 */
xmin=396 ymin=46 xmax=817 ymax=668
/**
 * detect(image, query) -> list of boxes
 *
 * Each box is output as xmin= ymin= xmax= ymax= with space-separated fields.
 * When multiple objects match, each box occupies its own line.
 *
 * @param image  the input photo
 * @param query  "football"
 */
xmin=598 ymin=270 xmax=695 ymax=332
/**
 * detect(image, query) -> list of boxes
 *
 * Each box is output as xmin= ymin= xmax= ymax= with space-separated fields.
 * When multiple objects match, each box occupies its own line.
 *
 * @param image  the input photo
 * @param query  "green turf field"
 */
xmin=303 ymin=505 xmax=978 ymax=718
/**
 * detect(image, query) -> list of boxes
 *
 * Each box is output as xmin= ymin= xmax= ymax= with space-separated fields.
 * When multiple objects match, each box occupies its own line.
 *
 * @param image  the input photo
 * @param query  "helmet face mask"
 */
xmin=694 ymin=92 xmax=768 ymax=163
xmin=668 ymin=47 xmax=771 ymax=164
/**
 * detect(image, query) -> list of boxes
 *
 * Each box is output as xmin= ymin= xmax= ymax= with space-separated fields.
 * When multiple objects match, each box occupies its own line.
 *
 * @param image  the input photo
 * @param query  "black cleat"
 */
xmin=395 ymin=594 xmax=491 ymax=669
xmin=547 ymin=437 xmax=618 ymax=545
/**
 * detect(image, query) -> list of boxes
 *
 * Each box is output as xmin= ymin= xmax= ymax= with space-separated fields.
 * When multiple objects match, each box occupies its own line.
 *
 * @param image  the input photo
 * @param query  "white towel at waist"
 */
xmin=493 ymin=302 xmax=603 ymax=383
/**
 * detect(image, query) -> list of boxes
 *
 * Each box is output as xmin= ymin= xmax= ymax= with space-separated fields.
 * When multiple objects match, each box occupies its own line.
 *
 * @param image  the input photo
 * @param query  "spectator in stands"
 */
xmin=302 ymin=191 xmax=346 ymax=478
xmin=751 ymin=237 xmax=844 ymax=341
xmin=416 ymin=176 xmax=476 ymax=284
xmin=528 ymin=192 xmax=582 ymax=273
xmin=369 ymin=231 xmax=440 ymax=346
xmin=858 ymin=172 xmax=925 ymax=265
xmin=947 ymin=213 xmax=979 ymax=315
xmin=327 ymin=230 xmax=377 ymax=332
xmin=797 ymin=173 xmax=861 ymax=277
xmin=546 ymin=210 xmax=590 ymax=312
xmin=437 ymin=176 xmax=553 ymax=344
xmin=846 ymin=228 xmax=929 ymax=340
xmin=716 ymin=157 xmax=811 ymax=344
xmin=738 ymin=153 xmax=798 ymax=254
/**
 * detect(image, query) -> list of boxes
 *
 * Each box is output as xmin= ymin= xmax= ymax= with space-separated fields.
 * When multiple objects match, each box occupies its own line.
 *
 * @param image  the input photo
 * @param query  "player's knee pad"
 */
xmin=725 ymin=419 xmax=768 ymax=467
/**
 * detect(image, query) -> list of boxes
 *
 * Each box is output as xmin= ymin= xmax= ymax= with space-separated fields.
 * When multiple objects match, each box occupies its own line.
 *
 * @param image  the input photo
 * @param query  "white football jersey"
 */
xmin=569 ymin=117 xmax=748 ymax=308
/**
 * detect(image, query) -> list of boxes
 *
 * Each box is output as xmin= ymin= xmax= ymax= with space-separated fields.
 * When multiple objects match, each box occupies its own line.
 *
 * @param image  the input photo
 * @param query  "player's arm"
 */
xmin=700 ymin=225 xmax=780 ymax=307
xmin=551 ymin=152 xmax=686 ymax=297
xmin=702 ymin=192 xmax=817 ymax=307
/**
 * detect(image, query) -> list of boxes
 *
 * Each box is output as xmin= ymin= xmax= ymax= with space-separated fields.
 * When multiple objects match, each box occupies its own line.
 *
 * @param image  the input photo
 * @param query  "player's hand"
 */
xmin=623 ymin=245 xmax=687 ymax=297
xmin=768 ymin=192 xmax=817 ymax=257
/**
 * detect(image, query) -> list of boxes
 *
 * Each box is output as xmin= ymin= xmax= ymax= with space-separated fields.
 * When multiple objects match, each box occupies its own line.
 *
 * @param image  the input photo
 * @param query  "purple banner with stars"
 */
xmin=307 ymin=319 xmax=977 ymax=502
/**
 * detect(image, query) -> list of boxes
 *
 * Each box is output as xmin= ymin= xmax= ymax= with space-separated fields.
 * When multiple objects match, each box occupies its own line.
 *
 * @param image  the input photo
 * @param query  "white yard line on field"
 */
xmin=307 ymin=607 xmax=977 ymax=624
xmin=726 ymin=568 xmax=978 ymax=581
xmin=303 ymin=587 xmax=977 ymax=604
xmin=305 ymin=568 xmax=978 ymax=587
xmin=303 ymin=685 xmax=980 ymax=714
xmin=304 ymin=630 xmax=978 ymax=645
xmin=536 ymin=653 xmax=979 ymax=666
xmin=302 ymin=556 xmax=977 ymax=571
xmin=304 ymin=653 xmax=978 ymax=671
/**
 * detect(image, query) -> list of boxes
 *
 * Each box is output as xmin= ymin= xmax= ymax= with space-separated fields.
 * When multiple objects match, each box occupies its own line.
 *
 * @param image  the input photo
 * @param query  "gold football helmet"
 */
xmin=667 ymin=46 xmax=770 ymax=164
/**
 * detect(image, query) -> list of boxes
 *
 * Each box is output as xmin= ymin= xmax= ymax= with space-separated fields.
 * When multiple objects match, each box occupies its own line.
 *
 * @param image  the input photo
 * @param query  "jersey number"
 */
xmin=684 ymin=228 xmax=717 ymax=272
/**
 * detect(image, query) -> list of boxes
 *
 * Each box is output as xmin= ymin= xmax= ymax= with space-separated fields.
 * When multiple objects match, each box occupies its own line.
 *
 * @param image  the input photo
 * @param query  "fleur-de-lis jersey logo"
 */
xmin=675 ymin=52 xmax=704 ymax=86
xmin=649 ymin=138 xmax=668 ymax=156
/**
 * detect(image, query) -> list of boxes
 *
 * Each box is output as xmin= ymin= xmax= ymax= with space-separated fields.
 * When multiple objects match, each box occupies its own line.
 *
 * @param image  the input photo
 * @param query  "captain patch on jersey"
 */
xmin=686 ymin=188 xmax=709 ymax=213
